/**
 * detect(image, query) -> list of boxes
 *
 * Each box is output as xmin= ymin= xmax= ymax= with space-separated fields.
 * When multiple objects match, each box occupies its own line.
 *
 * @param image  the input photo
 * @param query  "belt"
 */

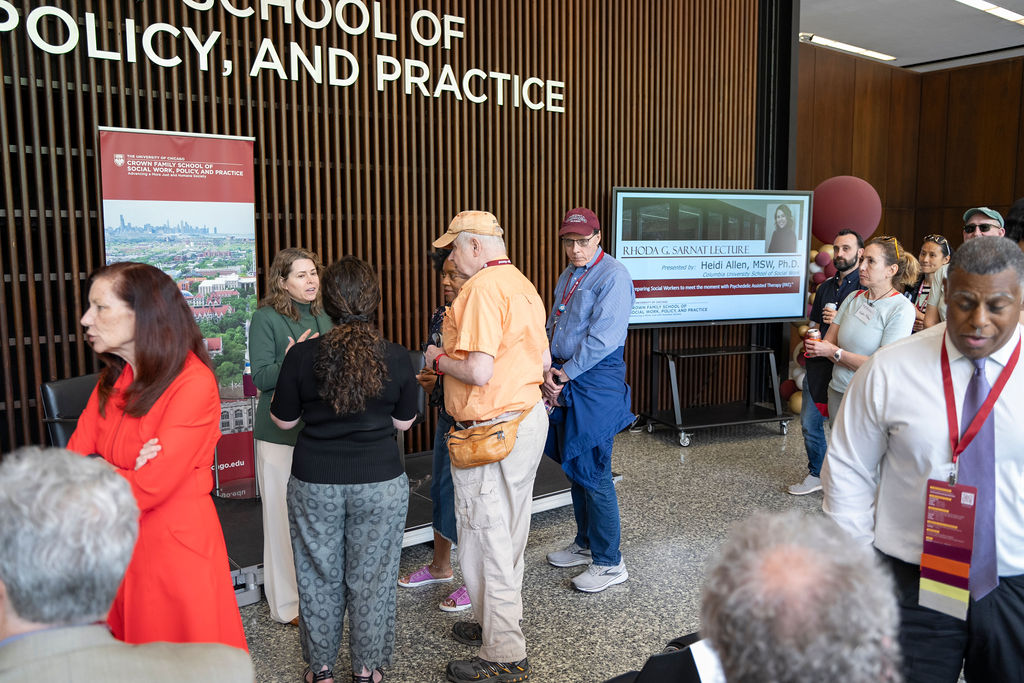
xmin=457 ymin=410 xmax=522 ymax=430
xmin=552 ymin=357 xmax=569 ymax=365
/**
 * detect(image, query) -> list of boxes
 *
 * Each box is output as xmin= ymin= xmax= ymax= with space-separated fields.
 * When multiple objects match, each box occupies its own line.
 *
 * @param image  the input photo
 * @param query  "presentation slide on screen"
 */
xmin=612 ymin=190 xmax=812 ymax=326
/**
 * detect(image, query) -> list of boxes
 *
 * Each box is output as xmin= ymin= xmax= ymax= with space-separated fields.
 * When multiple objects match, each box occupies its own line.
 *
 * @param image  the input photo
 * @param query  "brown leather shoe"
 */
xmin=289 ymin=616 xmax=300 ymax=626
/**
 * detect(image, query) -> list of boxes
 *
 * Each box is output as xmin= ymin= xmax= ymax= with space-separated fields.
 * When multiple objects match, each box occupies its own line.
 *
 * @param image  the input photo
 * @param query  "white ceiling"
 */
xmin=800 ymin=0 xmax=1024 ymax=71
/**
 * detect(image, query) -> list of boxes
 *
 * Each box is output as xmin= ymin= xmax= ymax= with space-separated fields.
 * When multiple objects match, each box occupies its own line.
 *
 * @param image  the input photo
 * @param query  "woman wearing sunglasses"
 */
xmin=907 ymin=234 xmax=951 ymax=332
xmin=804 ymin=236 xmax=918 ymax=421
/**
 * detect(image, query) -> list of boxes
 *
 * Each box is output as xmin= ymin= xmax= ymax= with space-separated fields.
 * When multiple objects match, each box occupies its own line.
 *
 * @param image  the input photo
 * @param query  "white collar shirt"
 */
xmin=823 ymin=322 xmax=1024 ymax=576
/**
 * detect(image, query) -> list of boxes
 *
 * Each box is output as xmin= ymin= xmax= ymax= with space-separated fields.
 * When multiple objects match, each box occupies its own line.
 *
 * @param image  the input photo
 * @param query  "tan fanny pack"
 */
xmin=447 ymin=411 xmax=527 ymax=468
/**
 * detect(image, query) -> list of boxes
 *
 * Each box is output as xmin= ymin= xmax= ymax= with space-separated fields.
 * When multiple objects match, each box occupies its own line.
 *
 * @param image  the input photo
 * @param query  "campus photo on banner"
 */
xmin=99 ymin=127 xmax=257 ymax=396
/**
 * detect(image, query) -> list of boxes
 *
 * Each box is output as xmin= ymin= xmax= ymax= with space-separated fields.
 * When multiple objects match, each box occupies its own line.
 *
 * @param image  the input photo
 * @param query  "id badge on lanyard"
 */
xmin=918 ymin=333 xmax=1021 ymax=619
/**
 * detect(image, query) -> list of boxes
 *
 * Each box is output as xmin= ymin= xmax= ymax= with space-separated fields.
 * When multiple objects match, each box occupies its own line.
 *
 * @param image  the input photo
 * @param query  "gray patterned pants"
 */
xmin=287 ymin=473 xmax=409 ymax=675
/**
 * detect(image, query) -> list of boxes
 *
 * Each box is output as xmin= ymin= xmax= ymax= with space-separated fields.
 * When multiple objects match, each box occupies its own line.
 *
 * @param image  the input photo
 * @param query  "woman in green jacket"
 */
xmin=249 ymin=248 xmax=333 ymax=624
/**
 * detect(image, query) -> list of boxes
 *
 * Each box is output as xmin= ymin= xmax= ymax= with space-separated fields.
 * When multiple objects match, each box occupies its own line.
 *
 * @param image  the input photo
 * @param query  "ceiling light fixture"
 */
xmin=798 ymin=33 xmax=897 ymax=61
xmin=953 ymin=0 xmax=1024 ymax=25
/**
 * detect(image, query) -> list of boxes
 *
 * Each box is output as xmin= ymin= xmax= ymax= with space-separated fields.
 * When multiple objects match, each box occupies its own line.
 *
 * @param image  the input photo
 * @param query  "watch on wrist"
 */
xmin=832 ymin=348 xmax=843 ymax=363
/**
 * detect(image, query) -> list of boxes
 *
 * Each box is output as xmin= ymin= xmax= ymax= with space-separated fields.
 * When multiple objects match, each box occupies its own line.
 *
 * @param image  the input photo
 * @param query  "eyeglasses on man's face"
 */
xmin=963 ymin=223 xmax=1000 ymax=234
xmin=561 ymin=234 xmax=597 ymax=249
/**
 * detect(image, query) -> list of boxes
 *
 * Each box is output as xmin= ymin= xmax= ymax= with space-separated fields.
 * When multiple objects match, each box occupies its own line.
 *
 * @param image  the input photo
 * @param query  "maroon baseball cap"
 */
xmin=559 ymin=207 xmax=600 ymax=236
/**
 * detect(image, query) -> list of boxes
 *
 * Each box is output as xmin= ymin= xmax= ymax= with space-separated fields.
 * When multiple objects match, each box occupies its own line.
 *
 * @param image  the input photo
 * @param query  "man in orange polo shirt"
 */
xmin=425 ymin=210 xmax=550 ymax=682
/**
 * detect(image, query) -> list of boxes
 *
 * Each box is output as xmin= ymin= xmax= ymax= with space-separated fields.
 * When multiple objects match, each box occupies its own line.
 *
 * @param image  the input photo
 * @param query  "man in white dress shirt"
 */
xmin=823 ymin=236 xmax=1024 ymax=683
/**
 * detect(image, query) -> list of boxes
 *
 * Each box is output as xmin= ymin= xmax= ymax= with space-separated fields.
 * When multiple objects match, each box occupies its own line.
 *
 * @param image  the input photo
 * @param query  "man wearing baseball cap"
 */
xmin=924 ymin=208 xmax=1006 ymax=328
xmin=543 ymin=207 xmax=636 ymax=592
xmin=962 ymin=207 xmax=1005 ymax=241
xmin=424 ymin=210 xmax=551 ymax=682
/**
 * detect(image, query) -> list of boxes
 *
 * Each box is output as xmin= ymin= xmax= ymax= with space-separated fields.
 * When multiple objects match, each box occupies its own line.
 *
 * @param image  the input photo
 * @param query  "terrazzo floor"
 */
xmin=242 ymin=420 xmax=824 ymax=683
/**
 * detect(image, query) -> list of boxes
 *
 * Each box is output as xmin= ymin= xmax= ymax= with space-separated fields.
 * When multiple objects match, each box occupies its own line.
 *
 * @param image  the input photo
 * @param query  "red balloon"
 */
xmin=824 ymin=262 xmax=838 ymax=278
xmin=812 ymin=271 xmax=827 ymax=285
xmin=814 ymin=250 xmax=832 ymax=267
xmin=780 ymin=379 xmax=797 ymax=401
xmin=797 ymin=351 xmax=807 ymax=367
xmin=811 ymin=176 xmax=881 ymax=244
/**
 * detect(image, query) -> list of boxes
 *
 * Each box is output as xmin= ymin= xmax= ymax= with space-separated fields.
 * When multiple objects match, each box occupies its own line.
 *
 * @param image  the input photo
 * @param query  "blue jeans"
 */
xmin=800 ymin=376 xmax=827 ymax=477
xmin=570 ymin=443 xmax=622 ymax=567
xmin=431 ymin=412 xmax=458 ymax=544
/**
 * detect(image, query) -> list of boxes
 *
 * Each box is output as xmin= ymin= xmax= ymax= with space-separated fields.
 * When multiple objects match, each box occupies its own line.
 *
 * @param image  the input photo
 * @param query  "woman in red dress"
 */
xmin=68 ymin=262 xmax=247 ymax=650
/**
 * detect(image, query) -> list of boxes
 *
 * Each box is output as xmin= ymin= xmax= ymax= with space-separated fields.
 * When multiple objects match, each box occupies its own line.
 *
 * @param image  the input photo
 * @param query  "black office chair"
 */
xmin=39 ymin=373 xmax=100 ymax=448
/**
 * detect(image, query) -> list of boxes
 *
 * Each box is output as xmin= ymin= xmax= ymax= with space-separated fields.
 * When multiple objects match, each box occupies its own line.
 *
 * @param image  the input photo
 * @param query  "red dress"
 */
xmin=68 ymin=353 xmax=248 ymax=650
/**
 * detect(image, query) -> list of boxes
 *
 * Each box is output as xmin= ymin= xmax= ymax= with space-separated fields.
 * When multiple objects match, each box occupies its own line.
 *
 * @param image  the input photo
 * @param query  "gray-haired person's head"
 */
xmin=949 ymin=234 xmax=1024 ymax=293
xmin=701 ymin=511 xmax=901 ymax=683
xmin=0 ymin=447 xmax=138 ymax=625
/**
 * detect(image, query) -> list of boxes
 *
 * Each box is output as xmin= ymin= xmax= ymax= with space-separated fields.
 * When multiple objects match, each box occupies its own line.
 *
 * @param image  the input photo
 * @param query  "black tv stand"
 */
xmin=641 ymin=328 xmax=792 ymax=447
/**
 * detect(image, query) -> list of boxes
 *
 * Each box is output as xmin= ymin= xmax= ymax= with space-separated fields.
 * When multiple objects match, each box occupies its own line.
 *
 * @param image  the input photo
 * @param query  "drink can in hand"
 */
xmin=804 ymin=327 xmax=820 ymax=357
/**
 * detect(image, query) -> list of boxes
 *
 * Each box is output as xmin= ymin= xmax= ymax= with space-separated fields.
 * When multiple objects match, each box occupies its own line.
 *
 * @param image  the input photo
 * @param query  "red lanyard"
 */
xmin=940 ymin=332 xmax=1020 ymax=465
xmin=556 ymin=252 xmax=604 ymax=316
xmin=484 ymin=259 xmax=511 ymax=268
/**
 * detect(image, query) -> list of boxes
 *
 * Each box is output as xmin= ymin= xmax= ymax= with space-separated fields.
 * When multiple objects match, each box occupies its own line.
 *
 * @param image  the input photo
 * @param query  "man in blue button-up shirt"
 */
xmin=542 ymin=207 xmax=636 ymax=593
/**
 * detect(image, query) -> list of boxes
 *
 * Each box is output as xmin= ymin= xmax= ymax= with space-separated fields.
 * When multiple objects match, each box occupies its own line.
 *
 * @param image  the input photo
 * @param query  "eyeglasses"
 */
xmin=876 ymin=235 xmax=901 ymax=260
xmin=924 ymin=234 xmax=948 ymax=245
xmin=963 ymin=223 xmax=1000 ymax=234
xmin=561 ymin=234 xmax=597 ymax=249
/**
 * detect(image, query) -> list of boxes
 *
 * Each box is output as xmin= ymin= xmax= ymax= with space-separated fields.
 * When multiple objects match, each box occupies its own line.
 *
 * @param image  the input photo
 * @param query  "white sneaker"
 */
xmin=546 ymin=542 xmax=593 ymax=568
xmin=787 ymin=474 xmax=822 ymax=496
xmin=572 ymin=560 xmax=628 ymax=592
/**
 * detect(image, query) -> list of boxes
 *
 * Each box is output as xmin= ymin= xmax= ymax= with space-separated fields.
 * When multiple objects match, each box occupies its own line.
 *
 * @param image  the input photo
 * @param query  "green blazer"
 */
xmin=249 ymin=301 xmax=333 ymax=444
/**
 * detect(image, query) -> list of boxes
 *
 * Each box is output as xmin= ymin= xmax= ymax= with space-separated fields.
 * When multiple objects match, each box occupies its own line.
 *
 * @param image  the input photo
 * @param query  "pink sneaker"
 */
xmin=398 ymin=565 xmax=454 ymax=588
xmin=439 ymin=585 xmax=472 ymax=612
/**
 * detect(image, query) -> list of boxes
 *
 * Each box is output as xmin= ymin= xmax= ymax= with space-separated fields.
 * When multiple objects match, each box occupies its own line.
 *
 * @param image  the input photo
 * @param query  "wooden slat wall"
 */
xmin=0 ymin=0 xmax=763 ymax=452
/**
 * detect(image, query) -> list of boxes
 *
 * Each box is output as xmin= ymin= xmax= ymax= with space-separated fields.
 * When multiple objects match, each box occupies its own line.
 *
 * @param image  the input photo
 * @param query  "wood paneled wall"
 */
xmin=796 ymin=44 xmax=1024 ymax=251
xmin=916 ymin=58 xmax=1024 ymax=240
xmin=795 ymin=43 xmax=921 ymax=247
xmin=0 ymin=1 xmax=768 ymax=452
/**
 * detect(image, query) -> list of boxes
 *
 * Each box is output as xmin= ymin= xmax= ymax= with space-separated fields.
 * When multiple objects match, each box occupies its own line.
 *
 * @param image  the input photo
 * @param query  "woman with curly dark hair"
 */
xmin=271 ymin=256 xmax=418 ymax=683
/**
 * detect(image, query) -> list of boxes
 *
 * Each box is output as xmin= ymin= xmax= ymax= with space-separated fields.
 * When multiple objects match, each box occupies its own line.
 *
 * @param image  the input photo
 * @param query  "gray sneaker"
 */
xmin=571 ymin=560 xmax=628 ymax=592
xmin=546 ymin=542 xmax=593 ymax=568
xmin=787 ymin=474 xmax=822 ymax=496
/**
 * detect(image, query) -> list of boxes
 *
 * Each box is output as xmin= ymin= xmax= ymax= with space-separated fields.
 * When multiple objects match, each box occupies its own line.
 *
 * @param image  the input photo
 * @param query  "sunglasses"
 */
xmin=875 ymin=235 xmax=901 ymax=260
xmin=924 ymin=234 xmax=948 ymax=245
xmin=963 ymin=223 xmax=1000 ymax=234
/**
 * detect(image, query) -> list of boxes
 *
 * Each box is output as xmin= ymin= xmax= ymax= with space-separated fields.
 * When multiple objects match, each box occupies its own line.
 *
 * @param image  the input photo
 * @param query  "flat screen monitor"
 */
xmin=610 ymin=188 xmax=813 ymax=328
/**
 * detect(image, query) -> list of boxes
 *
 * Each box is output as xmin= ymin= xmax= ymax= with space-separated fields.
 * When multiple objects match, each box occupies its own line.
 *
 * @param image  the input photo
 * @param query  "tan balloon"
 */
xmin=819 ymin=244 xmax=835 ymax=257
xmin=797 ymin=324 xmax=809 ymax=338
xmin=788 ymin=391 xmax=803 ymax=415
xmin=809 ymin=249 xmax=819 ymax=261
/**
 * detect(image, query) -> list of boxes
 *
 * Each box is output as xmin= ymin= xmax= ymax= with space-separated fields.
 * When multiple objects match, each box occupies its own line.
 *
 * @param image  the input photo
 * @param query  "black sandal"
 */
xmin=351 ymin=668 xmax=384 ymax=683
xmin=302 ymin=666 xmax=334 ymax=682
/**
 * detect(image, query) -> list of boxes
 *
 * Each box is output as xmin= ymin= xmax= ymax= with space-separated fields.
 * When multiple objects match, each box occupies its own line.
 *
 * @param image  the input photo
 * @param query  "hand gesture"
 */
xmin=286 ymin=328 xmax=318 ymax=353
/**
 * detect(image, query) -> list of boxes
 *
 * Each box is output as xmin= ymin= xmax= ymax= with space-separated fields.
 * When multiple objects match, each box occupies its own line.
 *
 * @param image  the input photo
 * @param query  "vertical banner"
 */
xmin=99 ymin=128 xmax=258 ymax=494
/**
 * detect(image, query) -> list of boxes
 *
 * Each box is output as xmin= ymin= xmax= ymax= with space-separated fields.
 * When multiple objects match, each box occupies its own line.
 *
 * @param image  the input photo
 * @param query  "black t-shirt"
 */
xmin=271 ymin=337 xmax=418 ymax=485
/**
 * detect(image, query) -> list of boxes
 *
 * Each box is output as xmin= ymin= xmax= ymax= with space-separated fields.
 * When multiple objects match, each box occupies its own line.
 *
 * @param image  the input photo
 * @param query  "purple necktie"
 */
xmin=958 ymin=357 xmax=999 ymax=600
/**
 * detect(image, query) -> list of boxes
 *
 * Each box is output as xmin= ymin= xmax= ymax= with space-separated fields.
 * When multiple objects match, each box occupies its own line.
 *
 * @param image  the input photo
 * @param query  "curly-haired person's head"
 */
xmin=314 ymin=256 xmax=388 ymax=414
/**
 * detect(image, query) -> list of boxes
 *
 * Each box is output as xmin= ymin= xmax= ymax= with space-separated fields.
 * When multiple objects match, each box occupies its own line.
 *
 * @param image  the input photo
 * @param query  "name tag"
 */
xmin=854 ymin=302 xmax=877 ymax=323
xmin=918 ymin=479 xmax=977 ymax=620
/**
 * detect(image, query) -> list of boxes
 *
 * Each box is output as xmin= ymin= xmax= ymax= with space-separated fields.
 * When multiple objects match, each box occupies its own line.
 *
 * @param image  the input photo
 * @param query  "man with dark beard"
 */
xmin=788 ymin=229 xmax=864 ymax=495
